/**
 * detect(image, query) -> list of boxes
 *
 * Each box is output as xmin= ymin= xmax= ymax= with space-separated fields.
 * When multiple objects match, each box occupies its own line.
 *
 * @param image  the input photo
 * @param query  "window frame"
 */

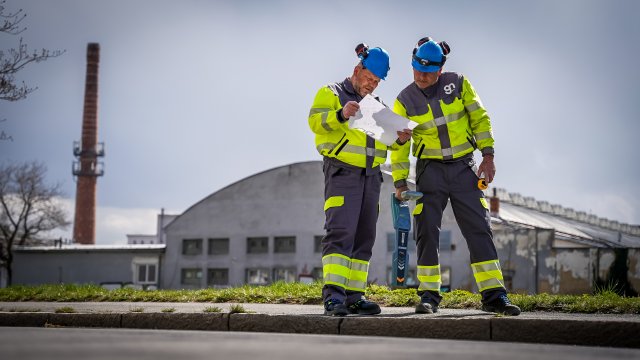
xmin=274 ymin=236 xmax=296 ymax=253
xmin=246 ymin=237 xmax=269 ymax=254
xmin=314 ymin=235 xmax=324 ymax=253
xmin=272 ymin=267 xmax=297 ymax=283
xmin=182 ymin=238 xmax=203 ymax=255
xmin=245 ymin=267 xmax=271 ymax=285
xmin=207 ymin=268 xmax=229 ymax=286
xmin=208 ymin=238 xmax=230 ymax=255
xmin=181 ymin=268 xmax=203 ymax=286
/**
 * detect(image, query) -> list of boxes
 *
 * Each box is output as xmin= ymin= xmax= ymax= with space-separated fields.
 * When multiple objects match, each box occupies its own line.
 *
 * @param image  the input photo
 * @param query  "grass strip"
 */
xmin=1 ymin=283 xmax=638 ymax=314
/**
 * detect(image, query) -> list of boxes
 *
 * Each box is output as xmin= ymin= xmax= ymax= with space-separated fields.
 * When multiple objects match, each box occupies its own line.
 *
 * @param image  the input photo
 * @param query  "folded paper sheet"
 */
xmin=348 ymin=94 xmax=418 ymax=146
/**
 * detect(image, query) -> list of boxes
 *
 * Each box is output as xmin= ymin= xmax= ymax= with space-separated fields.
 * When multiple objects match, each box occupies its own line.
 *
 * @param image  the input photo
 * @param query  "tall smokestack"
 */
xmin=490 ymin=187 xmax=499 ymax=218
xmin=72 ymin=43 xmax=104 ymax=244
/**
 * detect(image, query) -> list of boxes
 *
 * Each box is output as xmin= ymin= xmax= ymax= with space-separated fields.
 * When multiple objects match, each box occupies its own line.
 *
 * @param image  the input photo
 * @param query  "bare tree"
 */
xmin=0 ymin=161 xmax=69 ymax=286
xmin=0 ymin=0 xmax=65 ymax=102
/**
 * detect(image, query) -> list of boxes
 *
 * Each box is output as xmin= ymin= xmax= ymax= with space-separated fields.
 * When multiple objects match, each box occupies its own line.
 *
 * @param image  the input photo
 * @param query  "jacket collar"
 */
xmin=342 ymin=78 xmax=361 ymax=99
xmin=414 ymin=78 xmax=439 ymax=98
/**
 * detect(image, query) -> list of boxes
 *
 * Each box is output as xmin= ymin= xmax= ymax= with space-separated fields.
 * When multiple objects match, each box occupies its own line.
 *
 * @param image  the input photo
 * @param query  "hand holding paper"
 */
xmin=348 ymin=94 xmax=418 ymax=146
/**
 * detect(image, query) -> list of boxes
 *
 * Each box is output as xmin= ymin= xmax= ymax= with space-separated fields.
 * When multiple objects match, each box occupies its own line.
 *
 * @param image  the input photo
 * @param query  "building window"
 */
xmin=273 ymin=267 xmax=296 ymax=283
xmin=247 ymin=237 xmax=268 ymax=254
xmin=181 ymin=268 xmax=202 ymax=285
xmin=503 ymin=269 xmax=515 ymax=292
xmin=274 ymin=236 xmax=296 ymax=253
xmin=208 ymin=238 xmax=229 ymax=255
xmin=207 ymin=268 xmax=229 ymax=286
xmin=246 ymin=268 xmax=270 ymax=285
xmin=314 ymin=235 xmax=323 ymax=253
xmin=440 ymin=231 xmax=452 ymax=251
xmin=135 ymin=263 xmax=157 ymax=284
xmin=441 ymin=266 xmax=451 ymax=292
xmin=386 ymin=232 xmax=416 ymax=252
xmin=312 ymin=267 xmax=323 ymax=281
xmin=182 ymin=239 xmax=203 ymax=255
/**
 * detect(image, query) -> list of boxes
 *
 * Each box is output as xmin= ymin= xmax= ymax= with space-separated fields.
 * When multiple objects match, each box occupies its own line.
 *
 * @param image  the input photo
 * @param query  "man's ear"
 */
xmin=353 ymin=63 xmax=362 ymax=77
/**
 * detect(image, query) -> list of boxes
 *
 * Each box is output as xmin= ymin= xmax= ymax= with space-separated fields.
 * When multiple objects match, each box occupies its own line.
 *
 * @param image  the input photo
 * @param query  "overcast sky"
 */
xmin=2 ymin=0 xmax=639 ymax=244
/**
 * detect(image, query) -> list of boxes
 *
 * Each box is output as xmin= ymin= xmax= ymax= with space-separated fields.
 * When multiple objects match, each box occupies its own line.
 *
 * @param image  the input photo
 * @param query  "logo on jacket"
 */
xmin=443 ymin=83 xmax=456 ymax=95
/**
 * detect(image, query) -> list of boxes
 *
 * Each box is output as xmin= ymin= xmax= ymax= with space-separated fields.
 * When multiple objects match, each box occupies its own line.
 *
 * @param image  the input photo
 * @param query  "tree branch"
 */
xmin=0 ymin=0 xmax=26 ymax=35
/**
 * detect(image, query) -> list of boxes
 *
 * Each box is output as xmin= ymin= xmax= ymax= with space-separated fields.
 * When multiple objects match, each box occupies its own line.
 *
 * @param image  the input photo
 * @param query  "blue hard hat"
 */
xmin=412 ymin=40 xmax=445 ymax=73
xmin=360 ymin=47 xmax=390 ymax=80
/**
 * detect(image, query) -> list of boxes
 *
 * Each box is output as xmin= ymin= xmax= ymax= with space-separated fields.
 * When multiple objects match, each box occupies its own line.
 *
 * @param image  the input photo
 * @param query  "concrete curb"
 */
xmin=1 ymin=312 xmax=639 ymax=348
xmin=491 ymin=318 xmax=640 ymax=348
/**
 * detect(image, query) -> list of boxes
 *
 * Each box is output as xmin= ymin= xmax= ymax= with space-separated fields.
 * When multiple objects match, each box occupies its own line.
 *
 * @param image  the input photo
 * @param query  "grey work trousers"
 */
xmin=321 ymin=157 xmax=381 ymax=304
xmin=414 ymin=156 xmax=505 ymax=305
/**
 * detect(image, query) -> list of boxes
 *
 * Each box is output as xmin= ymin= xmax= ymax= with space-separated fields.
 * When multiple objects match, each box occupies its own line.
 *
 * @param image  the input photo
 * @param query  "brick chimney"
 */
xmin=489 ymin=187 xmax=500 ymax=218
xmin=72 ymin=43 xmax=104 ymax=244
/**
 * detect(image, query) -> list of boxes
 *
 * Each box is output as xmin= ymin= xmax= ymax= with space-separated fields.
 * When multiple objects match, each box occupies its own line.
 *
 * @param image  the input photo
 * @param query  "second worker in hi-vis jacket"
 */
xmin=391 ymin=37 xmax=521 ymax=316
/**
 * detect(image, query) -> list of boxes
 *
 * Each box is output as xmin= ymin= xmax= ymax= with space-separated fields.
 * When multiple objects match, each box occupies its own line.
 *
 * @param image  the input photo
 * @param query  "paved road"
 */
xmin=2 ymin=327 xmax=639 ymax=360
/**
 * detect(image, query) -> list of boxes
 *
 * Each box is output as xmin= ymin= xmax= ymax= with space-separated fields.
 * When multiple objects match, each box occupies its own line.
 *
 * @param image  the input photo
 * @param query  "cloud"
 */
xmin=50 ymin=198 xmax=164 ymax=244
xmin=576 ymin=193 xmax=638 ymax=226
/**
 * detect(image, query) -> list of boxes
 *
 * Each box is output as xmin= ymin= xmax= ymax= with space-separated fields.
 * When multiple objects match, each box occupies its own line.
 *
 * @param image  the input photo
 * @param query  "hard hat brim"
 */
xmin=412 ymin=59 xmax=441 ymax=73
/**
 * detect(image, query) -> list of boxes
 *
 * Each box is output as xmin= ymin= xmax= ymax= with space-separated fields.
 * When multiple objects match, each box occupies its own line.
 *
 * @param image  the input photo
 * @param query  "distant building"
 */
xmin=12 ymin=244 xmax=164 ymax=289
xmin=490 ymin=189 xmax=640 ymax=295
xmin=127 ymin=235 xmax=158 ymax=245
xmin=127 ymin=212 xmax=178 ymax=245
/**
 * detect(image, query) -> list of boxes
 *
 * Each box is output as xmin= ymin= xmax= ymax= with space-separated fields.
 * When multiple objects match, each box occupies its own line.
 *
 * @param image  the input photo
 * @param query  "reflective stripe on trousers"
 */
xmin=471 ymin=259 xmax=505 ymax=292
xmin=417 ymin=265 xmax=441 ymax=291
xmin=322 ymin=254 xmax=370 ymax=292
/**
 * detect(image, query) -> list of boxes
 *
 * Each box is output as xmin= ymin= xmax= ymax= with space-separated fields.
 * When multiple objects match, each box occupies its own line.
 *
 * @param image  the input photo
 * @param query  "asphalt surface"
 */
xmin=3 ymin=327 xmax=640 ymax=360
xmin=1 ymin=302 xmax=639 ymax=348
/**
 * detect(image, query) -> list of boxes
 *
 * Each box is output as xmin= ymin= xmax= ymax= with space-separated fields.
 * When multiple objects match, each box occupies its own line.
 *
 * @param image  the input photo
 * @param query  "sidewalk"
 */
xmin=1 ymin=302 xmax=639 ymax=348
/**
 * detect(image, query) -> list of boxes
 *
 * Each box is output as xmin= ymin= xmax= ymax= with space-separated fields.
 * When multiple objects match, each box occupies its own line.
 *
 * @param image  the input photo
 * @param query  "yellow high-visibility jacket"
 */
xmin=391 ymin=72 xmax=494 ymax=187
xmin=308 ymin=78 xmax=400 ymax=169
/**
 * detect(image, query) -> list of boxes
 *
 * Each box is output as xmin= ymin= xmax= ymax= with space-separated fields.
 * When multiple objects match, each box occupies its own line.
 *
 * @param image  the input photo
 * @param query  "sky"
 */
xmin=2 ymin=0 xmax=639 ymax=244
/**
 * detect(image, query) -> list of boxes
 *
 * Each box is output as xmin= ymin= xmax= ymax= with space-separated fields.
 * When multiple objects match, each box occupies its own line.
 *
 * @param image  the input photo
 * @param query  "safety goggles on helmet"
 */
xmin=412 ymin=54 xmax=445 ymax=68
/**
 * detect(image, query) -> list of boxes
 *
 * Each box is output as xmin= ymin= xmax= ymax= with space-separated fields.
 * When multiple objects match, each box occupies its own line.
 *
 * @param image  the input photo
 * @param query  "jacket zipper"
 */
xmin=334 ymin=139 xmax=349 ymax=156
xmin=416 ymin=144 xmax=425 ymax=159
xmin=331 ymin=134 xmax=346 ymax=154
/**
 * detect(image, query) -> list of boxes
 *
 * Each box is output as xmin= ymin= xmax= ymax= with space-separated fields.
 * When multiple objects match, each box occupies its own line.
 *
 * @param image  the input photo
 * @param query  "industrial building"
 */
xmin=159 ymin=161 xmax=640 ymax=294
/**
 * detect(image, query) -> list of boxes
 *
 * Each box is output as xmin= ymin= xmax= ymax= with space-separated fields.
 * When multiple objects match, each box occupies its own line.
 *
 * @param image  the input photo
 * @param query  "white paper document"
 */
xmin=348 ymin=94 xmax=418 ymax=146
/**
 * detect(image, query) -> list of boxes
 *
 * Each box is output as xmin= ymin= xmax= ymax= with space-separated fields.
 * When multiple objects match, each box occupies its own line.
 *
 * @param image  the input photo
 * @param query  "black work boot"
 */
xmin=415 ymin=300 xmax=438 ymax=314
xmin=347 ymin=298 xmax=381 ymax=315
xmin=481 ymin=294 xmax=521 ymax=316
xmin=324 ymin=299 xmax=349 ymax=316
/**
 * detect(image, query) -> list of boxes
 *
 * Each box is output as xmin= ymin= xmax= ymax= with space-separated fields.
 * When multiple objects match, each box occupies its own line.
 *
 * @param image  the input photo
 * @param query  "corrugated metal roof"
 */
xmin=497 ymin=200 xmax=640 ymax=249
xmin=14 ymin=244 xmax=166 ymax=253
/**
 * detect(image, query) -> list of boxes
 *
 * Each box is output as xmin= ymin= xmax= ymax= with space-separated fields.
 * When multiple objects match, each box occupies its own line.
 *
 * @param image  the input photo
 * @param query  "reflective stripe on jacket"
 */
xmin=309 ymin=78 xmax=399 ymax=169
xmin=390 ymin=72 xmax=494 ymax=185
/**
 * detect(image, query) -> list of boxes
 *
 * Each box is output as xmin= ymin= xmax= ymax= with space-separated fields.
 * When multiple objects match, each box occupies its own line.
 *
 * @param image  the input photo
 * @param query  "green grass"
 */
xmin=129 ymin=307 xmax=144 ymax=313
xmin=54 ymin=306 xmax=75 ymax=313
xmin=161 ymin=307 xmax=176 ymax=313
xmin=1 ymin=282 xmax=639 ymax=314
xmin=229 ymin=304 xmax=246 ymax=314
